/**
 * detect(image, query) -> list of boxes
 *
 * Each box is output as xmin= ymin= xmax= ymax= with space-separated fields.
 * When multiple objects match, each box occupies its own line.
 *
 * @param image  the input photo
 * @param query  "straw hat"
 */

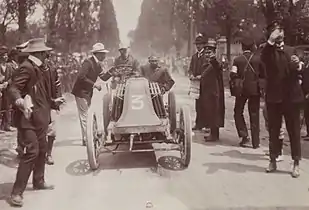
xmin=90 ymin=43 xmax=109 ymax=53
xmin=22 ymin=38 xmax=52 ymax=53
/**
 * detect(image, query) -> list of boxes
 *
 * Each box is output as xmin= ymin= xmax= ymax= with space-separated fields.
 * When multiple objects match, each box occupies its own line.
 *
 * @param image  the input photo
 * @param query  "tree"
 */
xmin=0 ymin=0 xmax=18 ymax=44
xmin=98 ymin=0 xmax=120 ymax=52
xmin=17 ymin=0 xmax=38 ymax=43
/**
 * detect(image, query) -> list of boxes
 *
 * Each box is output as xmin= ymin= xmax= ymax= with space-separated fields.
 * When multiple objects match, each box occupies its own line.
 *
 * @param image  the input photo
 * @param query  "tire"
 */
xmin=103 ymin=93 xmax=111 ymax=136
xmin=86 ymin=108 xmax=100 ymax=170
xmin=168 ymin=91 xmax=177 ymax=133
xmin=179 ymin=105 xmax=192 ymax=167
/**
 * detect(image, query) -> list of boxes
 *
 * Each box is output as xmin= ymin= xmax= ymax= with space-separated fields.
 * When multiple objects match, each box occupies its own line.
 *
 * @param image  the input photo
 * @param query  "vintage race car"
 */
xmin=86 ymin=67 xmax=192 ymax=170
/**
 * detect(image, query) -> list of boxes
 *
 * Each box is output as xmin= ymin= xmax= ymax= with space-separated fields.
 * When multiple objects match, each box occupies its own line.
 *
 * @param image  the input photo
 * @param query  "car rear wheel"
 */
xmin=179 ymin=106 xmax=192 ymax=167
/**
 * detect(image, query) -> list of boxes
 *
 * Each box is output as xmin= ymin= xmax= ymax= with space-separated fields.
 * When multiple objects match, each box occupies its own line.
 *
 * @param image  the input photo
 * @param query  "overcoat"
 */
xmin=200 ymin=58 xmax=225 ymax=128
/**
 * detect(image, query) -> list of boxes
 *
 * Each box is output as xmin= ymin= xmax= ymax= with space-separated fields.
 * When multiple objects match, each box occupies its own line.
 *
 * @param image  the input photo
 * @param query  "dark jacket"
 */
xmin=188 ymin=50 xmax=209 ymax=77
xmin=9 ymin=59 xmax=56 ymax=129
xmin=72 ymin=57 xmax=110 ymax=101
xmin=200 ymin=58 xmax=225 ymax=128
xmin=261 ymin=42 xmax=304 ymax=103
xmin=140 ymin=64 xmax=175 ymax=91
xmin=230 ymin=51 xmax=265 ymax=96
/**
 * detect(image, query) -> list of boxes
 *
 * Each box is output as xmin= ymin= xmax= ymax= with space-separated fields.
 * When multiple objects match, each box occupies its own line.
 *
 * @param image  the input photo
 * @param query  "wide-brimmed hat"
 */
xmin=22 ymin=38 xmax=52 ymax=53
xmin=16 ymin=41 xmax=29 ymax=50
xmin=90 ymin=43 xmax=109 ymax=53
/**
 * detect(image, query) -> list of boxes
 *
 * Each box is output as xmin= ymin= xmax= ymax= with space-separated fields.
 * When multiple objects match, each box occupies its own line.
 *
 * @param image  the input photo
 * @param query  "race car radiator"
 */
xmin=149 ymin=82 xmax=166 ymax=118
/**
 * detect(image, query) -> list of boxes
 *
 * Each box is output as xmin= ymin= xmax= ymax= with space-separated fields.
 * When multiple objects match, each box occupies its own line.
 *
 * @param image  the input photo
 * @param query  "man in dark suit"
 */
xmin=230 ymin=36 xmax=264 ymax=149
xmin=201 ymin=39 xmax=225 ymax=141
xmin=8 ymin=38 xmax=65 ymax=207
xmin=261 ymin=20 xmax=304 ymax=178
xmin=140 ymin=56 xmax=175 ymax=93
xmin=188 ymin=35 xmax=208 ymax=130
xmin=72 ymin=43 xmax=112 ymax=146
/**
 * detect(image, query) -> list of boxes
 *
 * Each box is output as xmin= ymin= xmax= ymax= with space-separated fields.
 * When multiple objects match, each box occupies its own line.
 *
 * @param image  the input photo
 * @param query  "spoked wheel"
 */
xmin=178 ymin=106 xmax=192 ymax=167
xmin=86 ymin=108 xmax=102 ymax=170
xmin=168 ymin=91 xmax=177 ymax=133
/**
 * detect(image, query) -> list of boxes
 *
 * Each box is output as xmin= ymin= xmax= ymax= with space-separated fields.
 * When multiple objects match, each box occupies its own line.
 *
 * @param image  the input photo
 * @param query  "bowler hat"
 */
xmin=22 ymin=38 xmax=52 ymax=53
xmin=194 ymin=35 xmax=207 ymax=44
xmin=90 ymin=43 xmax=109 ymax=53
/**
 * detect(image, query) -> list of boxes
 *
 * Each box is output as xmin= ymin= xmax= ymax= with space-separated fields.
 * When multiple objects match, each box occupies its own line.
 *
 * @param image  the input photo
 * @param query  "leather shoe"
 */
xmin=239 ymin=137 xmax=250 ymax=147
xmin=291 ymin=164 xmax=300 ymax=178
xmin=46 ymin=155 xmax=54 ymax=165
xmin=33 ymin=182 xmax=55 ymax=190
xmin=9 ymin=194 xmax=23 ymax=207
xmin=266 ymin=161 xmax=277 ymax=173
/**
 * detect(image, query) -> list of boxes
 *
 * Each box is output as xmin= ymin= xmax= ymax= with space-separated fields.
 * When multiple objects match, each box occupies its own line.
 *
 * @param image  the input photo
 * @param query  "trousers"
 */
xmin=195 ymin=98 xmax=204 ymax=128
xmin=266 ymin=102 xmax=301 ymax=161
xmin=234 ymin=95 xmax=260 ymax=147
xmin=75 ymin=96 xmax=91 ymax=142
xmin=12 ymin=127 xmax=48 ymax=195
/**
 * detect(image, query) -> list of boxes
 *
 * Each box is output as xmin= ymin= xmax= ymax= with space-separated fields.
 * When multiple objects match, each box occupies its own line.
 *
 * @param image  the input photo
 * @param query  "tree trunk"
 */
xmin=0 ymin=24 xmax=6 ymax=45
xmin=18 ymin=0 xmax=27 ymax=43
xmin=47 ymin=0 xmax=60 ymax=48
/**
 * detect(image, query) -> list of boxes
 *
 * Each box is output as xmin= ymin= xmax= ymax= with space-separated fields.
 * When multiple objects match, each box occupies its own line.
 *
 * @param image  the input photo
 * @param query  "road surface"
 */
xmin=1 ymin=74 xmax=309 ymax=210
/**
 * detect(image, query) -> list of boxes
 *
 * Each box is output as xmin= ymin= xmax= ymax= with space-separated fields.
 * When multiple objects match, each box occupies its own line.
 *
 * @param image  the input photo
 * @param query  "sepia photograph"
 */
xmin=1 ymin=0 xmax=309 ymax=209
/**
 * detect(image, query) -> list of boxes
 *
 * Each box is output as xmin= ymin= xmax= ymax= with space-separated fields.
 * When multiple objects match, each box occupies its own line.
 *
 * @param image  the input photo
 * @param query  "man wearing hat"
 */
xmin=0 ymin=45 xmax=15 ymax=132
xmin=140 ymin=55 xmax=175 ymax=93
xmin=113 ymin=43 xmax=140 ymax=77
xmin=261 ymin=19 xmax=304 ymax=178
xmin=230 ymin=36 xmax=264 ymax=149
xmin=188 ymin=34 xmax=208 ymax=130
xmin=72 ymin=43 xmax=112 ymax=146
xmin=199 ymin=38 xmax=225 ymax=141
xmin=8 ymin=38 xmax=65 ymax=206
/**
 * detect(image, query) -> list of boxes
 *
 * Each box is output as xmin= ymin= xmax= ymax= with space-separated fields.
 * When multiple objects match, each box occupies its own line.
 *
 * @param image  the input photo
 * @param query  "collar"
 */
xmin=243 ymin=50 xmax=251 ymax=54
xmin=92 ymin=54 xmax=99 ymax=63
xmin=28 ymin=55 xmax=43 ymax=67
xmin=197 ymin=48 xmax=204 ymax=55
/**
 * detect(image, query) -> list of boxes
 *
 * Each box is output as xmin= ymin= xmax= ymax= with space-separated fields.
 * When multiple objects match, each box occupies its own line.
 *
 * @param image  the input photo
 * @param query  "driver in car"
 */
xmin=109 ymin=44 xmax=140 ymax=85
xmin=141 ymin=55 xmax=175 ymax=94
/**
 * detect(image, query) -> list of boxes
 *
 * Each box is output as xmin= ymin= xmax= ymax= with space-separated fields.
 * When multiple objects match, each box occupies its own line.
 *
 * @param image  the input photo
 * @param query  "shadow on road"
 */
xmin=157 ymin=156 xmax=186 ymax=171
xmin=0 ymin=149 xmax=18 ymax=169
xmin=210 ymin=150 xmax=267 ymax=161
xmin=203 ymin=162 xmax=267 ymax=174
xmin=192 ymin=207 xmax=309 ymax=210
xmin=66 ymin=144 xmax=158 ymax=176
xmin=54 ymin=139 xmax=84 ymax=147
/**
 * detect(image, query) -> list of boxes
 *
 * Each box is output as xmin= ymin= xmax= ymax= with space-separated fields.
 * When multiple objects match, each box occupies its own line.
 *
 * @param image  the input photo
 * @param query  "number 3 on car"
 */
xmin=131 ymin=95 xmax=144 ymax=110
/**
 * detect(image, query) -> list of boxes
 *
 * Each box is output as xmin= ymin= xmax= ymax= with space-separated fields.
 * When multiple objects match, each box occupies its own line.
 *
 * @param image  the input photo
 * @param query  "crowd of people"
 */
xmin=2 ymin=15 xmax=309 ymax=207
xmin=188 ymin=18 xmax=309 ymax=180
